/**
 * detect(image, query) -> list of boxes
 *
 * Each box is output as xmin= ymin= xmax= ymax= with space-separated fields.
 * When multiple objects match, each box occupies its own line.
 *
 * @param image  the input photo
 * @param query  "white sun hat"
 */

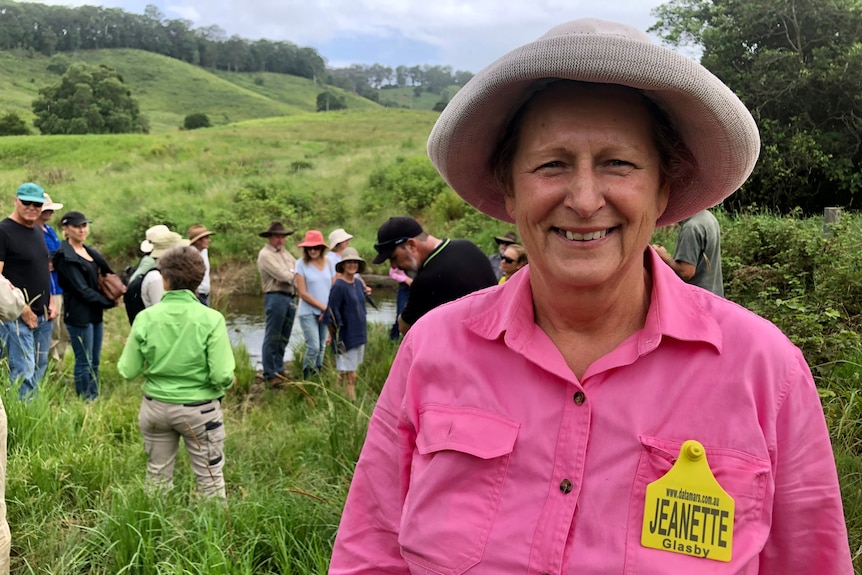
xmin=427 ymin=18 xmax=761 ymax=227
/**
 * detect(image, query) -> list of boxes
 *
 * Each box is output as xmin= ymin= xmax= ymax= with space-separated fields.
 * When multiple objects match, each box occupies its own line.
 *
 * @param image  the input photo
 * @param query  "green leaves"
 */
xmin=32 ymin=62 xmax=149 ymax=135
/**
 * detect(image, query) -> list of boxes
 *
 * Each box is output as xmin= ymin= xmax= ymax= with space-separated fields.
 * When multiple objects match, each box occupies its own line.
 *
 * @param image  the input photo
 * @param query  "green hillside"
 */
xmin=377 ymin=84 xmax=462 ymax=110
xmin=0 ymin=48 xmax=380 ymax=132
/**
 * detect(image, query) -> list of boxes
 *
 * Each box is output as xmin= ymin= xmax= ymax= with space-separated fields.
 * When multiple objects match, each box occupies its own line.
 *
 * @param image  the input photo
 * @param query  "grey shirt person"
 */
xmin=670 ymin=210 xmax=723 ymax=296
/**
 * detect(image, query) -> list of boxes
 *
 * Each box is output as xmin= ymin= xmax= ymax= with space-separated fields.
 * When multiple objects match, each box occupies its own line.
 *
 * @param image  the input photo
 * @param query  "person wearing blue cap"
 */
xmin=0 ymin=182 xmax=57 ymax=399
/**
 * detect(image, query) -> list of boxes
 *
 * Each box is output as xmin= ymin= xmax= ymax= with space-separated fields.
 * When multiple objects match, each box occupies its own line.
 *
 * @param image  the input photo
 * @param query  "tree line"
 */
xmin=651 ymin=0 xmax=862 ymax=214
xmin=0 ymin=1 xmax=473 ymax=100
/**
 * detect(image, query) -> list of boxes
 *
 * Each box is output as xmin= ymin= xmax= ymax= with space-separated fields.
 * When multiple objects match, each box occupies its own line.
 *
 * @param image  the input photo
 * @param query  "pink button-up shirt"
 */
xmin=330 ymin=248 xmax=851 ymax=575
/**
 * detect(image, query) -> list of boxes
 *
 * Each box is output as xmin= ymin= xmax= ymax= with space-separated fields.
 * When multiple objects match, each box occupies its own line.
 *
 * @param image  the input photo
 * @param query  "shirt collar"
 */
xmin=464 ymin=248 xmax=722 ymax=355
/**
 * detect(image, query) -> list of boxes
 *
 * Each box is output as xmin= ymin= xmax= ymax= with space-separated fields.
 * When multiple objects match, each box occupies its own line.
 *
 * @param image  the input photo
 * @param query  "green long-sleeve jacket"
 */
xmin=118 ymin=290 xmax=235 ymax=403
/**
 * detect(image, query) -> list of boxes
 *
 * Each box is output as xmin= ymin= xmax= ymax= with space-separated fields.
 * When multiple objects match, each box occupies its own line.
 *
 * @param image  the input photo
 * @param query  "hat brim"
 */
xmin=336 ymin=259 xmax=367 ymax=274
xmin=17 ymin=194 xmax=45 ymax=203
xmin=494 ymin=235 xmax=517 ymax=244
xmin=140 ymin=240 xmax=154 ymax=253
xmin=189 ymin=231 xmax=215 ymax=244
xmin=259 ymin=230 xmax=294 ymax=238
xmin=151 ymin=239 xmax=190 ymax=258
xmin=41 ymin=202 xmax=63 ymax=211
xmin=427 ymin=23 xmax=760 ymax=227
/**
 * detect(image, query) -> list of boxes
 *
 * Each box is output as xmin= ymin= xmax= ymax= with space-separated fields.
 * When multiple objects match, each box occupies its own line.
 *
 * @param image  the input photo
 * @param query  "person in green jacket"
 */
xmin=118 ymin=246 xmax=235 ymax=498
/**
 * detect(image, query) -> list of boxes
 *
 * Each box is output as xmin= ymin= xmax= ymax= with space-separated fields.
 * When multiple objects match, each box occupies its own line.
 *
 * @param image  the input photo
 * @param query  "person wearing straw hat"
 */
xmin=488 ymin=230 xmax=518 ymax=281
xmin=38 ymin=193 xmax=69 ymax=365
xmin=187 ymin=224 xmax=215 ymax=306
xmin=141 ymin=229 xmax=189 ymax=309
xmin=127 ymin=224 xmax=170 ymax=284
xmin=325 ymin=247 xmax=367 ymax=400
xmin=326 ymin=228 xmax=353 ymax=268
xmin=256 ymin=221 xmax=297 ymax=386
xmin=0 ymin=182 xmax=57 ymax=400
xmin=330 ymin=19 xmax=851 ymax=574
xmin=295 ymin=230 xmax=336 ymax=379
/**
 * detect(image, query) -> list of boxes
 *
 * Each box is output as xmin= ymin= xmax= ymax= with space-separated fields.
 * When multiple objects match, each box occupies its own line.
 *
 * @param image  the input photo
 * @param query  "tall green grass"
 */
xmin=5 ymin=321 xmax=393 ymax=574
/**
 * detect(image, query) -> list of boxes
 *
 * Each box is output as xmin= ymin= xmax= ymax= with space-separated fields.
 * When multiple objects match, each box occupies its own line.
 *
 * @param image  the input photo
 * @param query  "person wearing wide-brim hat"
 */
xmin=257 ymin=221 xmax=299 ymax=386
xmin=488 ymin=230 xmax=519 ymax=281
xmin=141 ymin=230 xmax=189 ymax=309
xmin=187 ymin=224 xmax=215 ymax=306
xmin=326 ymin=228 xmax=354 ymax=268
xmin=325 ymin=247 xmax=367 ymax=400
xmin=294 ymin=230 xmax=335 ymax=379
xmin=330 ymin=18 xmax=852 ymax=574
xmin=127 ymin=225 xmax=171 ymax=286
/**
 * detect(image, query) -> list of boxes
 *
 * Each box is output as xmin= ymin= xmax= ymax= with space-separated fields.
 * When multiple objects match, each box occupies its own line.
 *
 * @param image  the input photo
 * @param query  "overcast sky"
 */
xmin=29 ymin=0 xmax=674 ymax=72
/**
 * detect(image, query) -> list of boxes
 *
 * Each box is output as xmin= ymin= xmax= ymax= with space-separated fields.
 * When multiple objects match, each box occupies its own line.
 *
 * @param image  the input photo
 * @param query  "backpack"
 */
xmin=123 ymin=268 xmax=156 ymax=325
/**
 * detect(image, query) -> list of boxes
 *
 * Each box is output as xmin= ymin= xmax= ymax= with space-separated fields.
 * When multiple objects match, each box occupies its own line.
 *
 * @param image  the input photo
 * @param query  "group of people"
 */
xmin=257 ymin=224 xmax=371 ymax=399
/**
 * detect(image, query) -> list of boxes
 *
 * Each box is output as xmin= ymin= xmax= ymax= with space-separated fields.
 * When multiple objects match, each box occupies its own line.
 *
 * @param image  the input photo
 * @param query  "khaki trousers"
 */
xmin=49 ymin=294 xmax=69 ymax=364
xmin=138 ymin=397 xmax=226 ymax=498
xmin=0 ymin=400 xmax=10 ymax=575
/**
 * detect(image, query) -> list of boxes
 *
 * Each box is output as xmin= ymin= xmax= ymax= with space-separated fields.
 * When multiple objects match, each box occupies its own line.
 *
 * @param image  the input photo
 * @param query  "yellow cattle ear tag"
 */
xmin=641 ymin=440 xmax=734 ymax=562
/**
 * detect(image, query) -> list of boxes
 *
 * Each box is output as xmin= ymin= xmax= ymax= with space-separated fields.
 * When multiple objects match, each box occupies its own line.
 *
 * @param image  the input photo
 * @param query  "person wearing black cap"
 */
xmin=256 ymin=221 xmax=297 ymax=386
xmin=0 ymin=182 xmax=57 ymax=400
xmin=53 ymin=211 xmax=117 ymax=401
xmin=488 ymin=230 xmax=518 ymax=281
xmin=372 ymin=216 xmax=496 ymax=335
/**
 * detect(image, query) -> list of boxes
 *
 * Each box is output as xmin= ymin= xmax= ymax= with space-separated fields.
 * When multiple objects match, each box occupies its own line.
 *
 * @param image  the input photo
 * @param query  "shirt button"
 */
xmin=573 ymin=391 xmax=586 ymax=405
xmin=559 ymin=479 xmax=573 ymax=494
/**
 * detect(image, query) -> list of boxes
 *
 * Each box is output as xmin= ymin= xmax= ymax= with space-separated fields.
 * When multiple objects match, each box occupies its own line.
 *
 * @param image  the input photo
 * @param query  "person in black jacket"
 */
xmin=53 ymin=211 xmax=116 ymax=400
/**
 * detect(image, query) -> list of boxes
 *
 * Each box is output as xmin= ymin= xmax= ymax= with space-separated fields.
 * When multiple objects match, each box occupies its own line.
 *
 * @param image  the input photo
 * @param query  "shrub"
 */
xmin=183 ymin=113 xmax=211 ymax=130
xmin=360 ymin=156 xmax=448 ymax=216
xmin=0 ymin=112 xmax=31 ymax=136
xmin=316 ymin=92 xmax=346 ymax=112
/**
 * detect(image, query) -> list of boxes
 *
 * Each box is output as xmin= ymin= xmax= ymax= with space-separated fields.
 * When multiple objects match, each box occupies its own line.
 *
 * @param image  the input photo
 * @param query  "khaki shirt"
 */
xmin=257 ymin=243 xmax=297 ymax=295
xmin=0 ymin=274 xmax=25 ymax=322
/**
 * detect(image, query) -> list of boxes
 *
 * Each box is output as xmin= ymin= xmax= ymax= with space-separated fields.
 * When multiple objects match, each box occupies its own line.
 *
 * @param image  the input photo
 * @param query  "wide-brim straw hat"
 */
xmin=141 ymin=224 xmax=170 ymax=254
xmin=427 ymin=18 xmax=761 ymax=228
xmin=335 ymin=247 xmax=366 ymax=274
xmin=297 ymin=230 xmax=329 ymax=249
xmin=150 ymin=230 xmax=190 ymax=258
xmin=41 ymin=193 xmax=63 ymax=212
xmin=187 ymin=224 xmax=215 ymax=245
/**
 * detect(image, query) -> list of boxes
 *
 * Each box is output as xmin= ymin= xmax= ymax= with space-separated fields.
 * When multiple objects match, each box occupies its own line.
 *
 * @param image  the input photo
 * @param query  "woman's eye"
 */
xmin=607 ymin=159 xmax=633 ymax=167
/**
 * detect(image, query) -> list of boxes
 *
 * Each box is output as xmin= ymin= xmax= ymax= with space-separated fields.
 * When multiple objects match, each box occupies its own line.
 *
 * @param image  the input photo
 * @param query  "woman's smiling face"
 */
xmin=504 ymin=82 xmax=669 ymax=292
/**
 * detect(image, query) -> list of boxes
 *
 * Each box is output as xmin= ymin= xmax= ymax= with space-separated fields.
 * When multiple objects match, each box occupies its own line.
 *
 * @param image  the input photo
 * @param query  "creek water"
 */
xmin=224 ymin=288 xmax=397 ymax=370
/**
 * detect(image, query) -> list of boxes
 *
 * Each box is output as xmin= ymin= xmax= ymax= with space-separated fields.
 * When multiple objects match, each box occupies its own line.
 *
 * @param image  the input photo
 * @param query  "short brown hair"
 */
xmin=158 ymin=246 xmax=205 ymax=292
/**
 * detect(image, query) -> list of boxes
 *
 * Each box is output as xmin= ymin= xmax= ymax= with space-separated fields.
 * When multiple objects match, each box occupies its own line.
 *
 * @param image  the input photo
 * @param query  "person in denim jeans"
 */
xmin=295 ymin=230 xmax=336 ymax=379
xmin=256 ymin=222 xmax=297 ymax=386
xmin=0 ymin=183 xmax=57 ymax=400
xmin=53 ymin=211 xmax=117 ymax=400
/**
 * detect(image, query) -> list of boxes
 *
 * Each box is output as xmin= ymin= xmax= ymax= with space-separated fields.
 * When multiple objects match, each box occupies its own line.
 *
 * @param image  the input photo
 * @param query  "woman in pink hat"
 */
xmin=295 ymin=230 xmax=335 ymax=379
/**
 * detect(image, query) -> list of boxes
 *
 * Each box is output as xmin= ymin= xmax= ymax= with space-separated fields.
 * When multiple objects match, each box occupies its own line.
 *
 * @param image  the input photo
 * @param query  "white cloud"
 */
xmin=25 ymin=0 xmax=671 ymax=70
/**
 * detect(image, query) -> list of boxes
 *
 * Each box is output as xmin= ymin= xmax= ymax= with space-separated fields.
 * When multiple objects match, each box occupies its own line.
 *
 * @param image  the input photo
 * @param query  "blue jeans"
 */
xmin=299 ymin=313 xmax=328 ymax=372
xmin=390 ymin=283 xmax=410 ymax=340
xmin=0 ymin=316 xmax=53 ymax=400
xmin=66 ymin=322 xmax=103 ymax=400
xmin=262 ymin=293 xmax=297 ymax=379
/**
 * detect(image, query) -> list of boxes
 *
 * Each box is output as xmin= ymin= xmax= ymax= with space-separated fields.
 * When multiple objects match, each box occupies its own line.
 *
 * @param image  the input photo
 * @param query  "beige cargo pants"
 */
xmin=138 ymin=396 xmax=226 ymax=498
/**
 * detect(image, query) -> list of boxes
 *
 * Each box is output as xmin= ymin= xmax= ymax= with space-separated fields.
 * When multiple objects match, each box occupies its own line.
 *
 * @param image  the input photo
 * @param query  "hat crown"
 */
xmin=539 ymin=18 xmax=652 ymax=44
xmin=16 ymin=182 xmax=45 ymax=202
xmin=260 ymin=221 xmax=293 ymax=237
xmin=340 ymin=247 xmax=361 ymax=261
xmin=60 ymin=211 xmax=89 ymax=226
xmin=298 ymin=230 xmax=328 ymax=247
xmin=145 ymin=225 xmax=170 ymax=241
xmin=328 ymin=228 xmax=353 ymax=247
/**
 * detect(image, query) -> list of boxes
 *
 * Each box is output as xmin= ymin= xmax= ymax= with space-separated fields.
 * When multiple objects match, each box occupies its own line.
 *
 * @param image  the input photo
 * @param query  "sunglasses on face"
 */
xmin=20 ymin=200 xmax=43 ymax=208
xmin=501 ymin=256 xmax=517 ymax=264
